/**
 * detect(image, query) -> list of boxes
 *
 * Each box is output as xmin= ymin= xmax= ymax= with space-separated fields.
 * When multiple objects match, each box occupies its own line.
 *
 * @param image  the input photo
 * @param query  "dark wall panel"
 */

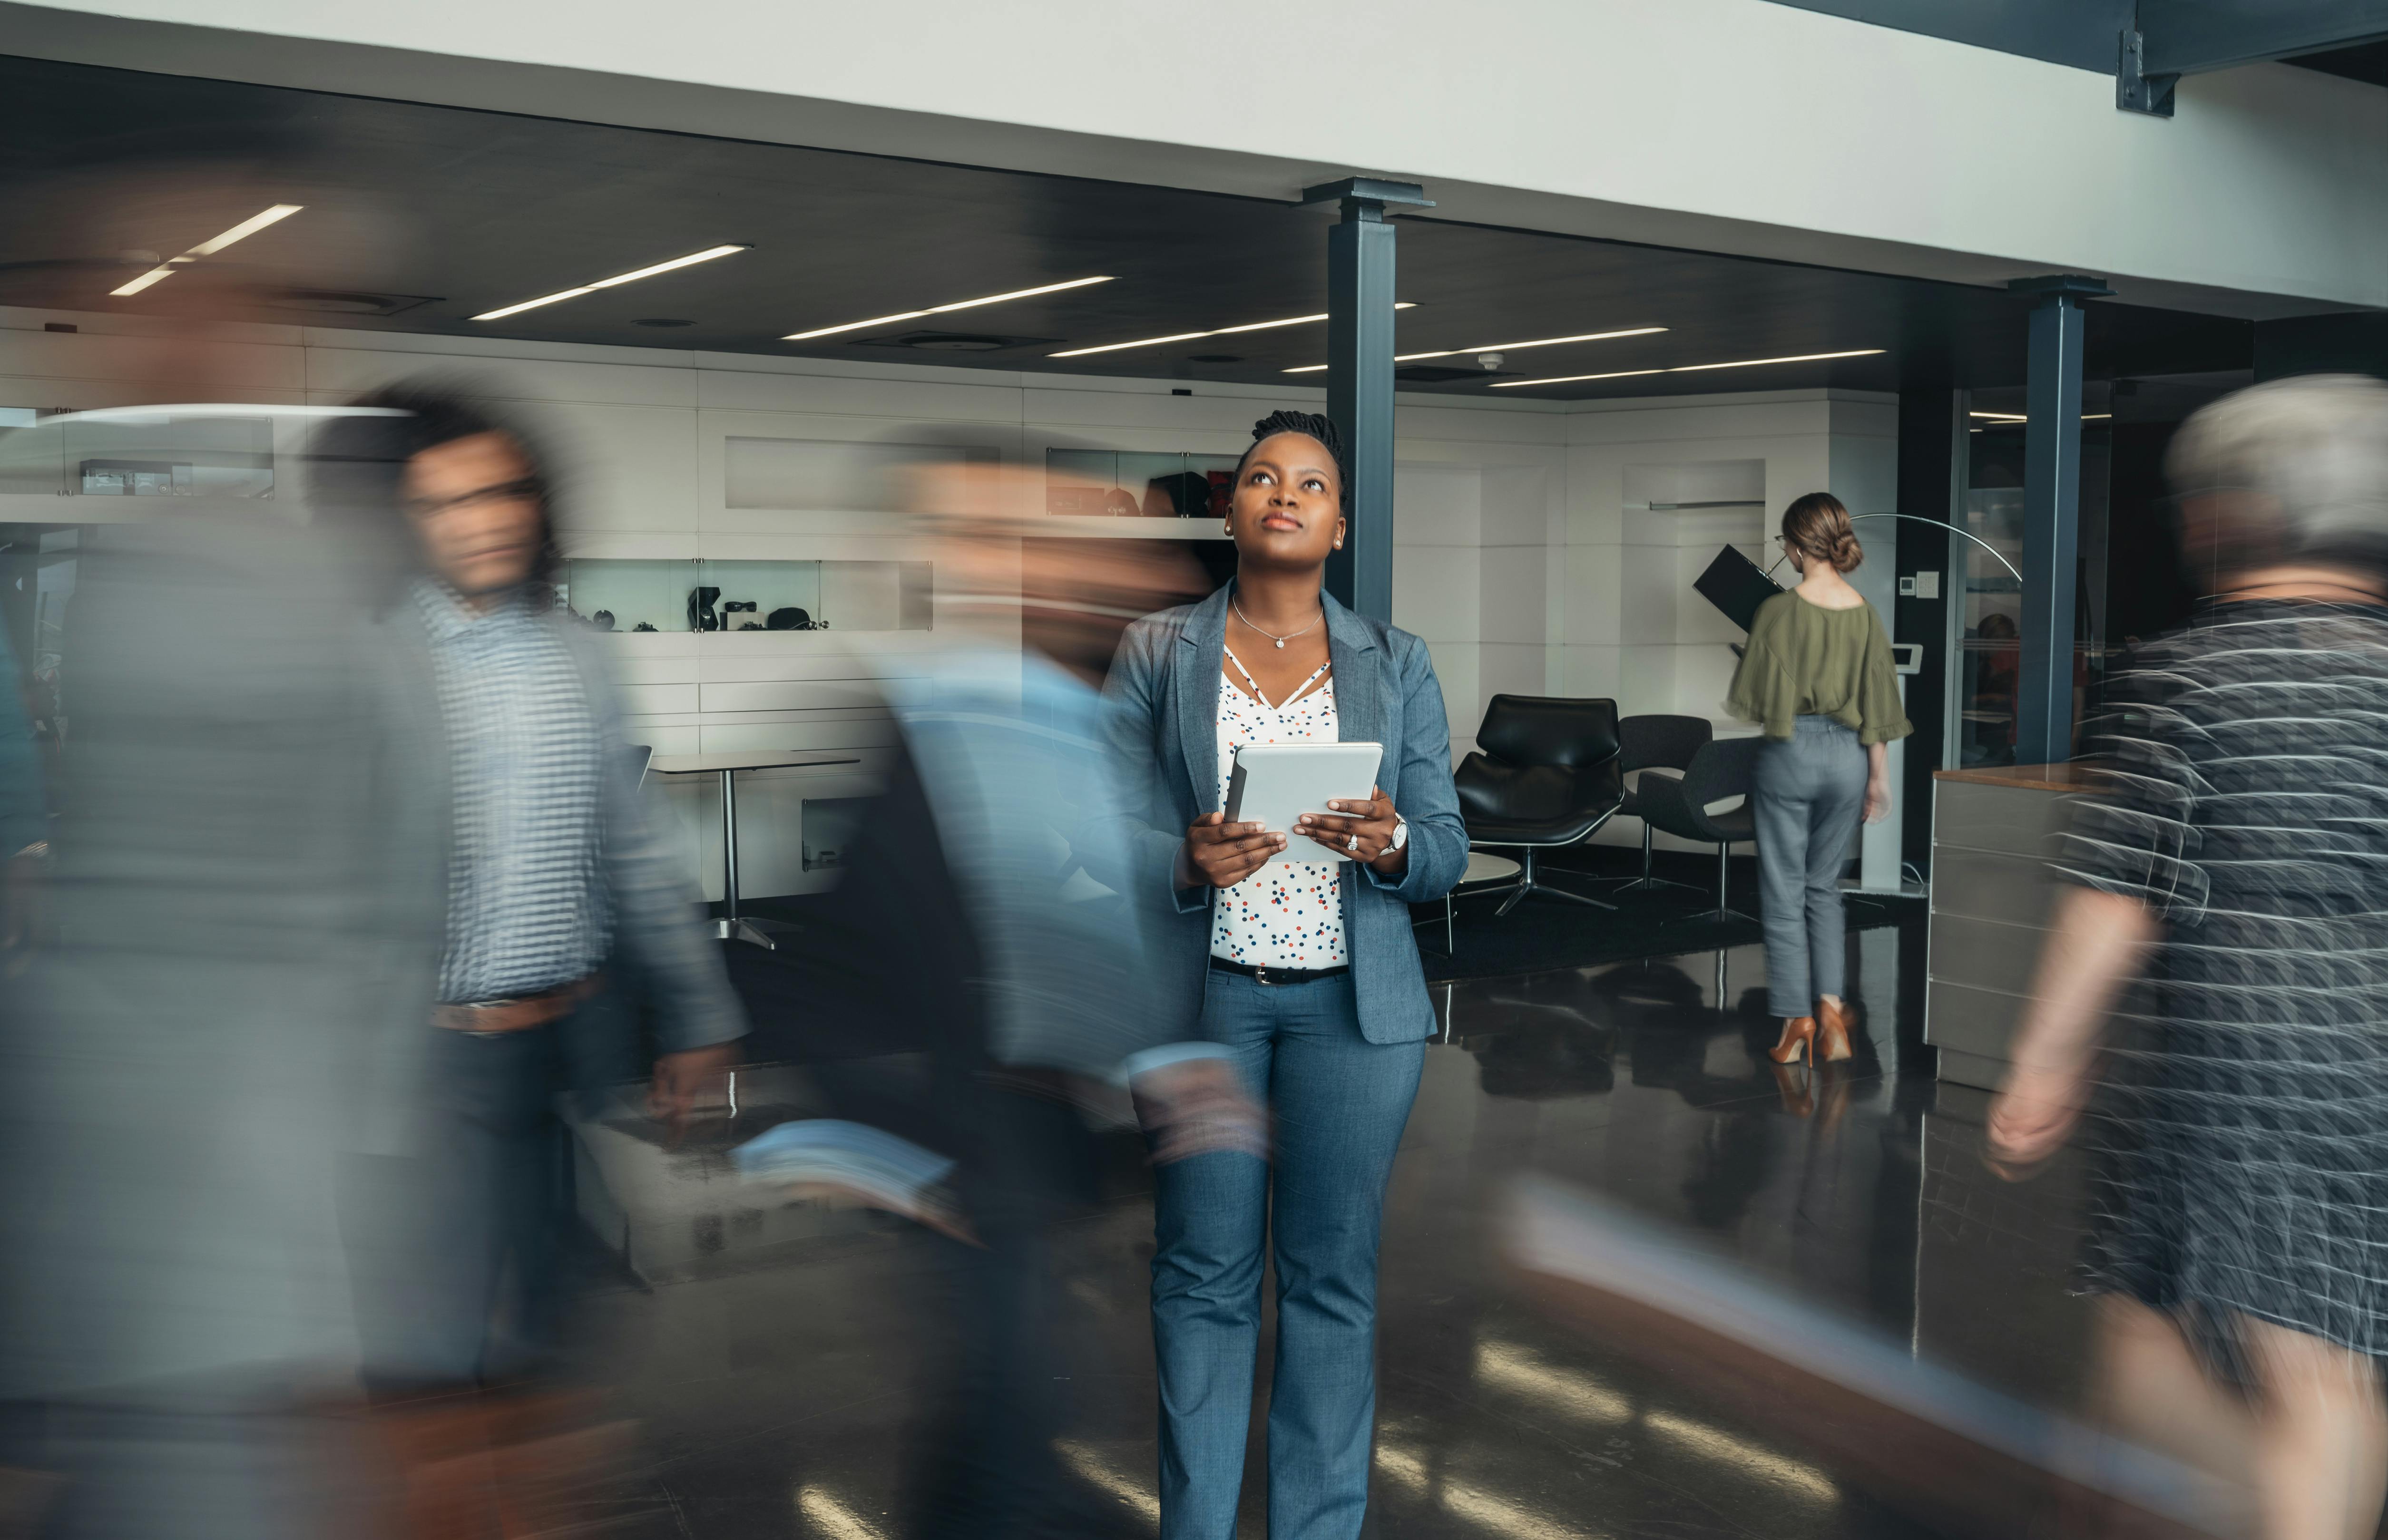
xmin=1893 ymin=389 xmax=1957 ymax=877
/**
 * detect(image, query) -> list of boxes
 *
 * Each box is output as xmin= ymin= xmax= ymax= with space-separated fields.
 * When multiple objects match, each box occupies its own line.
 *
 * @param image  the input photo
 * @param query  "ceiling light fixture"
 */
xmin=1491 ymin=348 xmax=1885 ymax=388
xmin=1285 ymin=324 xmax=1665 ymax=373
xmin=783 ymin=275 xmax=1115 ymax=341
xmin=1054 ymin=303 xmax=1415 ymax=360
xmin=1403 ymin=324 xmax=1666 ymax=362
xmin=1968 ymin=410 xmax=2113 ymax=423
xmin=111 ymin=204 xmax=303 ymax=297
xmin=470 ymin=244 xmax=752 ymax=322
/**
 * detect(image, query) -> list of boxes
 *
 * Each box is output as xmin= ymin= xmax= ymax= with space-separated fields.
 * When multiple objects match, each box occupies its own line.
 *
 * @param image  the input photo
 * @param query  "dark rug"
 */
xmin=1409 ymin=844 xmax=1923 ymax=983
xmin=730 ymin=845 xmax=1922 ymax=1001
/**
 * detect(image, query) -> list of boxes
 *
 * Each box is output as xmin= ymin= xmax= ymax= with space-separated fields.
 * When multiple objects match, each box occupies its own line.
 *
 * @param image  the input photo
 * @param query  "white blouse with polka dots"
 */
xmin=1209 ymin=647 xmax=1348 ymax=969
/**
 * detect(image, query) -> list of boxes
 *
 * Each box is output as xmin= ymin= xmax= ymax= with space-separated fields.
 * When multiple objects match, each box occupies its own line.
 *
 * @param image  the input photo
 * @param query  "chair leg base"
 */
xmin=1472 ymin=853 xmax=1619 ymax=919
xmin=1668 ymin=906 xmax=1759 ymax=926
xmin=1614 ymin=876 xmax=1706 ymax=895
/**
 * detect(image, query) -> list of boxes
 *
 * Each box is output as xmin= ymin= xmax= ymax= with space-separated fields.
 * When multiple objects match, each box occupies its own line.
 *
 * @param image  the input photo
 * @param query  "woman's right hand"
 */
xmin=1179 ymin=811 xmax=1285 ymax=889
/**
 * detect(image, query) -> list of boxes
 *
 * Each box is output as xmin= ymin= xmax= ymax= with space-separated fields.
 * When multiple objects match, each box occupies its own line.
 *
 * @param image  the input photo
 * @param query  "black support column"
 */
xmin=1302 ymin=177 xmax=1431 ymax=620
xmin=2008 ymin=274 xmax=2112 ymax=765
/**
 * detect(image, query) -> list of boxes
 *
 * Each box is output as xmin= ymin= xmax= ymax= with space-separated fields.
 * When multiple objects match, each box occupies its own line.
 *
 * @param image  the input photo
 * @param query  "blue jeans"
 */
xmin=1151 ymin=969 xmax=1425 ymax=1540
xmin=1752 ymin=715 xmax=1869 ymax=1017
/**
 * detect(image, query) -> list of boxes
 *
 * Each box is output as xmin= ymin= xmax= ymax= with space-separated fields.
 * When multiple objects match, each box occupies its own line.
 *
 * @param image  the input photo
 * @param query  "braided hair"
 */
xmin=1234 ymin=409 xmax=1351 ymax=513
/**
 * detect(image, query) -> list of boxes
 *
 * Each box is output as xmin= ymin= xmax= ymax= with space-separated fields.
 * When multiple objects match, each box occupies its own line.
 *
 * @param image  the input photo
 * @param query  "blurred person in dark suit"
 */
xmin=0 ymin=406 xmax=407 ymax=1540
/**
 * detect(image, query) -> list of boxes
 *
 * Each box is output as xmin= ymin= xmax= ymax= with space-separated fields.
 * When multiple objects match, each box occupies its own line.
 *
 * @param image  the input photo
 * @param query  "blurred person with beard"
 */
xmin=317 ymin=384 xmax=744 ymax=1520
xmin=1989 ymin=376 xmax=2388 ymax=1540
xmin=743 ymin=476 xmax=1262 ymax=1540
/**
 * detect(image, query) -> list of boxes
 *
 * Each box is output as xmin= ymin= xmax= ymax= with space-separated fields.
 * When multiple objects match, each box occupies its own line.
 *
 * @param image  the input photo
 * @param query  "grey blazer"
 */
xmin=1085 ymin=584 xmax=1467 ymax=1045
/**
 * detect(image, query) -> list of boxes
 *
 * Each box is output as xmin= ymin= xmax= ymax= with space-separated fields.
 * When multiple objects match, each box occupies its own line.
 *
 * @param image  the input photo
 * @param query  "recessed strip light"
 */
xmin=1053 ymin=303 xmax=1415 ymax=360
xmin=1491 ymin=349 xmax=1885 ymax=388
xmin=783 ymin=275 xmax=1116 ymax=341
xmin=1286 ymin=324 xmax=1668 ymax=372
xmin=1402 ymin=324 xmax=1667 ymax=361
xmin=111 ymin=204 xmax=303 ymax=296
xmin=470 ymin=244 xmax=751 ymax=322
xmin=1967 ymin=410 xmax=2113 ymax=422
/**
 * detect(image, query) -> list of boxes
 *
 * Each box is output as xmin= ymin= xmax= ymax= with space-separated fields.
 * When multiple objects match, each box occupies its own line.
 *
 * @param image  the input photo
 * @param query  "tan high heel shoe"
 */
xmin=1767 ymin=1016 xmax=1816 ymax=1064
xmin=1815 ymin=998 xmax=1856 ymax=1063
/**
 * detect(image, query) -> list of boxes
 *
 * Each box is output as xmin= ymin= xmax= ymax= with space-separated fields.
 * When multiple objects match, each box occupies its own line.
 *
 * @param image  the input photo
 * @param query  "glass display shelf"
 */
xmin=558 ymin=558 xmax=932 ymax=633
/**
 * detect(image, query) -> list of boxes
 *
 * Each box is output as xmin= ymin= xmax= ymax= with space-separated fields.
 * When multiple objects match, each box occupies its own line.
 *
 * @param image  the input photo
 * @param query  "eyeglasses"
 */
xmin=403 ymin=478 xmax=541 ymax=519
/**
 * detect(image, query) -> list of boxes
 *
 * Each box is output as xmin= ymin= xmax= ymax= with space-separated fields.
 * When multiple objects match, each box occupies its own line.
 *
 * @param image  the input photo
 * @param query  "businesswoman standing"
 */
xmin=1088 ymin=410 xmax=1466 ymax=1540
xmin=1726 ymin=492 xmax=1911 ymax=1066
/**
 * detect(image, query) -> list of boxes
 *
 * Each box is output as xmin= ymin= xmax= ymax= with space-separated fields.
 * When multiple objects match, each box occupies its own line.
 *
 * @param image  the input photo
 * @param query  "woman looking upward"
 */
xmin=1086 ymin=409 xmax=1465 ymax=1540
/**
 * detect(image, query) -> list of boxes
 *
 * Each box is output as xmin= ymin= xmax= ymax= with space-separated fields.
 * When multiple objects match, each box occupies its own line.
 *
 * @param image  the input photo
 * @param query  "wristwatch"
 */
xmin=1388 ymin=815 xmax=1409 ymax=853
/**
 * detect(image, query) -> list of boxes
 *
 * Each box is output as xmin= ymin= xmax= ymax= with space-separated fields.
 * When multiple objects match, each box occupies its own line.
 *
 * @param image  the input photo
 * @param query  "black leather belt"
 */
xmin=1209 ymin=957 xmax=1351 ymax=987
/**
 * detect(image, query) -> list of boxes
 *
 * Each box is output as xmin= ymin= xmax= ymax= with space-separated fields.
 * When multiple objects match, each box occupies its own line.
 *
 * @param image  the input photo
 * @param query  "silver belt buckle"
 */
xmin=1253 ymin=967 xmax=1274 ymax=987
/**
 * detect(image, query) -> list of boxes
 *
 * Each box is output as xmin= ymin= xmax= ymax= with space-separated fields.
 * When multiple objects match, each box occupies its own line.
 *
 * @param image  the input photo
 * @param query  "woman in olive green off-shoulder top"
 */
xmin=1724 ymin=494 xmax=1912 ymax=1069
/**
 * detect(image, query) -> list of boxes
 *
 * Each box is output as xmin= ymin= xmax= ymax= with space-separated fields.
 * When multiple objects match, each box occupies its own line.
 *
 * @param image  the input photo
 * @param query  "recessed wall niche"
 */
xmin=559 ymin=557 xmax=931 ymax=633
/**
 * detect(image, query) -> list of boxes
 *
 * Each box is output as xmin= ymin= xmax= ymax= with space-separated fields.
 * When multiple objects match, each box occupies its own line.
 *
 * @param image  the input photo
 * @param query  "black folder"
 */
xmin=1693 ymin=545 xmax=1784 ymax=634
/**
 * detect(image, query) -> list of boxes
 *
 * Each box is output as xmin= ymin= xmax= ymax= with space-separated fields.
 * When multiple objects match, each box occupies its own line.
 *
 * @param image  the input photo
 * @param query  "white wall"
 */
xmin=0 ymin=306 xmax=1899 ymax=879
xmin=0 ymin=305 xmax=1606 ymax=894
xmin=1557 ymin=389 xmax=1898 ymax=850
xmin=10 ymin=0 xmax=2384 ymax=314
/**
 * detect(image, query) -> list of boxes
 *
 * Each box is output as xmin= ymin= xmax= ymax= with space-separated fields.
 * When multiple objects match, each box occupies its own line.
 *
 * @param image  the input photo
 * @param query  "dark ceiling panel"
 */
xmin=2290 ymin=37 xmax=2388 ymax=84
xmin=0 ymin=53 xmax=2252 ymax=403
xmin=1751 ymin=0 xmax=2129 ymax=72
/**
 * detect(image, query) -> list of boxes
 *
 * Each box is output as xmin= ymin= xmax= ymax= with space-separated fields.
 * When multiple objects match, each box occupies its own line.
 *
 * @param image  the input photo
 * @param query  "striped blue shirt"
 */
xmin=415 ymin=581 xmax=609 ymax=1003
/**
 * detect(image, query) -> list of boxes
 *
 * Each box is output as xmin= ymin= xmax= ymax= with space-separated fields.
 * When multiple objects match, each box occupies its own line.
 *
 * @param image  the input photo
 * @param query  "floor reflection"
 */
xmin=573 ymin=912 xmax=2094 ymax=1539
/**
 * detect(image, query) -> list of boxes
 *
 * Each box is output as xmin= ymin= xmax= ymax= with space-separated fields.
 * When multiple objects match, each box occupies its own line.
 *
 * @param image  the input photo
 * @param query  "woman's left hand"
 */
xmin=1296 ymin=785 xmax=1406 ymax=873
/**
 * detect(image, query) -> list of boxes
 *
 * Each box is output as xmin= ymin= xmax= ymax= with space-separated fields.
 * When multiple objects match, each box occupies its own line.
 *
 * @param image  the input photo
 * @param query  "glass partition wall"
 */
xmin=1948 ymin=385 xmax=2111 ymax=768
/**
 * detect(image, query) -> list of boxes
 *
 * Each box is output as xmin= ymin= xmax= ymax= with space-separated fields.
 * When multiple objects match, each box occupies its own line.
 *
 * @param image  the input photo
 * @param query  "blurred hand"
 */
xmin=1183 ymin=811 xmax=1284 ymax=889
xmin=1862 ymin=775 xmax=1893 ymax=825
xmin=1131 ymin=1056 xmax=1268 ymax=1166
xmin=1 ymin=851 xmax=43 ymax=977
xmin=649 ymin=1041 xmax=740 ymax=1137
xmin=1985 ymin=1061 xmax=2085 ymax=1179
xmin=1297 ymin=784 xmax=1406 ymax=872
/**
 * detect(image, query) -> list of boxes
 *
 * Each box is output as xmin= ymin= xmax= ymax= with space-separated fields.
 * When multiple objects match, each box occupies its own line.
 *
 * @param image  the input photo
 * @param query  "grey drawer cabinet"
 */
xmin=1925 ymin=767 xmax=2096 ymax=1089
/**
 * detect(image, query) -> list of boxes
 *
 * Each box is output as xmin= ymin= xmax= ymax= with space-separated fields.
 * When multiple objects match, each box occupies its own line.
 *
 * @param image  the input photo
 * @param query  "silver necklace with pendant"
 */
xmin=1232 ymin=597 xmax=1324 ymax=650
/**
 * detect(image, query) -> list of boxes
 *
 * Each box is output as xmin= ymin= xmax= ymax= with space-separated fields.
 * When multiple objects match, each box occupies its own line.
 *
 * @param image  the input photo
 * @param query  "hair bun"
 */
xmin=1780 ymin=491 xmax=1863 ymax=574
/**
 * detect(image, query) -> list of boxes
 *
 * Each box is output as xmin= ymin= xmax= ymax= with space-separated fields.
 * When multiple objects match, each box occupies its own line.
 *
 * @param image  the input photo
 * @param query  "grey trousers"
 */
xmin=1752 ymin=716 xmax=1868 ymax=1017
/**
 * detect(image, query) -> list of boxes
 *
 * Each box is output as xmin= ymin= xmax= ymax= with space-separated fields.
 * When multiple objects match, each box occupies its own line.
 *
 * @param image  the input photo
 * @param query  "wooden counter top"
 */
xmin=1931 ymin=762 xmax=2103 ymax=793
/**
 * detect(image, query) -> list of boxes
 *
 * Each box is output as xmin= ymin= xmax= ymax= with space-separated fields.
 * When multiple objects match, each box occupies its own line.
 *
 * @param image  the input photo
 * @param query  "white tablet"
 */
xmin=1223 ymin=741 xmax=1385 ymax=865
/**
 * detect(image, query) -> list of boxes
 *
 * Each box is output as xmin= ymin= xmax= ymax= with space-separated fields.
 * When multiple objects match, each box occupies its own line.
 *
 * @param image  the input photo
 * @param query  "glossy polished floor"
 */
xmin=561 ymin=910 xmax=2100 ymax=1539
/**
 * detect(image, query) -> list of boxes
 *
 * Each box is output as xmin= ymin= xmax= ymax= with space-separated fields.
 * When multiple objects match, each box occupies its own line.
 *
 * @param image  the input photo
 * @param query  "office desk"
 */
xmin=648 ymin=751 xmax=864 ymax=949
